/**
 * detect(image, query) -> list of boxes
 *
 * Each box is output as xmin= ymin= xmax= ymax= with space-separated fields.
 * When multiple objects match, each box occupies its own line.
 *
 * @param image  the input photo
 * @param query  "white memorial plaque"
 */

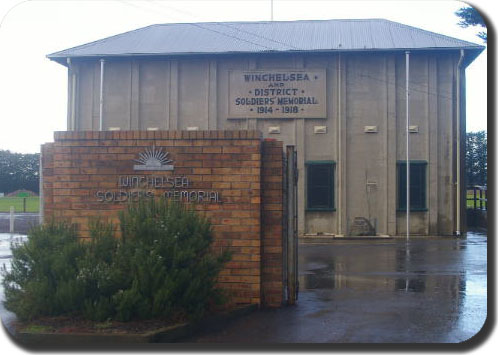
xmin=228 ymin=69 xmax=327 ymax=119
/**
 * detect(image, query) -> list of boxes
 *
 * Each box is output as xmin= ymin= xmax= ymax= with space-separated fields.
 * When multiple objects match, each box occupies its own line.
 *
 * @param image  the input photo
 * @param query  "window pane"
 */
xmin=411 ymin=165 xmax=426 ymax=209
xmin=309 ymin=186 xmax=330 ymax=207
xmin=310 ymin=165 xmax=330 ymax=186
xmin=398 ymin=162 xmax=426 ymax=210
xmin=398 ymin=165 xmax=407 ymax=208
xmin=307 ymin=163 xmax=334 ymax=210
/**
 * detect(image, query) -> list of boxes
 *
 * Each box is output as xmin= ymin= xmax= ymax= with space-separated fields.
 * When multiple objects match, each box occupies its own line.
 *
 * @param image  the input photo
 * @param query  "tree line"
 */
xmin=0 ymin=150 xmax=40 ymax=194
xmin=455 ymin=6 xmax=486 ymax=187
xmin=465 ymin=131 xmax=487 ymax=187
xmin=455 ymin=6 xmax=487 ymax=43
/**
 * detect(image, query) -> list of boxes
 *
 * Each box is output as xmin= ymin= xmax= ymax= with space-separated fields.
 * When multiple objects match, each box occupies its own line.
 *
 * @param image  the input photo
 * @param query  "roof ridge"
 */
xmin=154 ymin=18 xmax=390 ymax=27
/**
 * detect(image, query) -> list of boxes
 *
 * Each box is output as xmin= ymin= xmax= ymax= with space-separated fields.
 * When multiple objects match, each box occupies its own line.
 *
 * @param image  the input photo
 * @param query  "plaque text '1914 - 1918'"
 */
xmin=228 ymin=69 xmax=326 ymax=119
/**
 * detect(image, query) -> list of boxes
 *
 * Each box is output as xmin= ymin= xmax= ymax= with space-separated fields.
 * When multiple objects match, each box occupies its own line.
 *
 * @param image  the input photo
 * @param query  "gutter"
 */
xmin=46 ymin=47 xmax=485 ymax=67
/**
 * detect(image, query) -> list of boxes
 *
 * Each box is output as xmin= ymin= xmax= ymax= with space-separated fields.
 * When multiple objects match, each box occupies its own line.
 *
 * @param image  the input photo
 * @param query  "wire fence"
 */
xmin=0 ymin=197 xmax=40 ymax=213
xmin=466 ymin=186 xmax=487 ymax=210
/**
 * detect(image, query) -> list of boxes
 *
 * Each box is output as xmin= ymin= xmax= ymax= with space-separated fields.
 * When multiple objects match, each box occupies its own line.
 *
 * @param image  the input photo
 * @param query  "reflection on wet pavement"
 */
xmin=0 ymin=233 xmax=27 ymax=271
xmin=0 ymin=233 xmax=27 ymax=332
xmin=299 ymin=233 xmax=487 ymax=343
xmin=0 ymin=232 xmax=488 ymax=343
xmin=191 ymin=232 xmax=487 ymax=343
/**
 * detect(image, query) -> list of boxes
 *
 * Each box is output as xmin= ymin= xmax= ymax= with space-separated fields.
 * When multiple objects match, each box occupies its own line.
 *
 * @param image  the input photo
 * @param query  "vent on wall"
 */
xmin=108 ymin=127 xmax=121 ymax=131
xmin=187 ymin=126 xmax=199 ymax=131
xmin=147 ymin=127 xmax=159 ymax=131
xmin=314 ymin=126 xmax=327 ymax=134
xmin=409 ymin=125 xmax=419 ymax=133
xmin=268 ymin=126 xmax=281 ymax=134
xmin=364 ymin=125 xmax=378 ymax=133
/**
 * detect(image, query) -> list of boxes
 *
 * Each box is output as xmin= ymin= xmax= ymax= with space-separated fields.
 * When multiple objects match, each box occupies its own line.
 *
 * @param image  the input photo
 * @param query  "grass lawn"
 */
xmin=0 ymin=196 xmax=40 ymax=213
xmin=466 ymin=190 xmax=487 ymax=209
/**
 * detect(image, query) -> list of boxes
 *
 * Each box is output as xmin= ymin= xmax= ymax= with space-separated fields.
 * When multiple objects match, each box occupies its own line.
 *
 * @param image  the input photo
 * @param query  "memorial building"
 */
xmin=47 ymin=19 xmax=484 ymax=237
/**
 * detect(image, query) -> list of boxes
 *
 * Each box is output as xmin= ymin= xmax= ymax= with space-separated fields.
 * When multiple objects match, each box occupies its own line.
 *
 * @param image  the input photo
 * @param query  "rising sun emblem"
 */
xmin=133 ymin=146 xmax=174 ymax=171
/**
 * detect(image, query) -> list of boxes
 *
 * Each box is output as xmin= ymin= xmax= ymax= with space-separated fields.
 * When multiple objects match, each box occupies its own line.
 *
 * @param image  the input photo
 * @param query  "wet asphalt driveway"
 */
xmin=189 ymin=232 xmax=488 ymax=343
xmin=0 ymin=232 xmax=488 ymax=345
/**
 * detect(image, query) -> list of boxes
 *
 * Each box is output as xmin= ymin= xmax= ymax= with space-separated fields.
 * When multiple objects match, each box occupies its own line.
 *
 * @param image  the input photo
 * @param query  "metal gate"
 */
xmin=283 ymin=145 xmax=298 ymax=304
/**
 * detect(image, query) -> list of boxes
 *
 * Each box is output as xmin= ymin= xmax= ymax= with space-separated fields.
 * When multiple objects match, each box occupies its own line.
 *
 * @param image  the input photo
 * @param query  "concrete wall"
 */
xmin=67 ymin=51 xmax=462 ymax=236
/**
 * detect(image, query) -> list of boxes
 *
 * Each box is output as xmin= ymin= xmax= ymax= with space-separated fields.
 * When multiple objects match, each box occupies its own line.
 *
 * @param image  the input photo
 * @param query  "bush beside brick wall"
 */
xmin=42 ymin=130 xmax=285 ymax=308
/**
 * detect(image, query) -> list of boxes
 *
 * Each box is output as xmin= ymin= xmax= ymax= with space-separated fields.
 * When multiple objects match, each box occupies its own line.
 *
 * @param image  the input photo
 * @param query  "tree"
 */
xmin=466 ymin=131 xmax=487 ymax=186
xmin=0 ymin=150 xmax=40 ymax=194
xmin=455 ymin=6 xmax=487 ymax=42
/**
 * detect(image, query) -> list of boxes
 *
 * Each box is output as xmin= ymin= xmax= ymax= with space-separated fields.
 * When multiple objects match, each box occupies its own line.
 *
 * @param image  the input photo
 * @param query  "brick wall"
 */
xmin=41 ymin=130 xmax=284 ymax=307
xmin=261 ymin=139 xmax=284 ymax=307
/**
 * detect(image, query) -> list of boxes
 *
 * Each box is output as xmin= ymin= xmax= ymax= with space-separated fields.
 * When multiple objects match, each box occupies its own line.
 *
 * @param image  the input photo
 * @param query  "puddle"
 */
xmin=301 ymin=272 xmax=335 ymax=290
xmin=394 ymin=277 xmax=426 ymax=292
xmin=299 ymin=232 xmax=487 ymax=297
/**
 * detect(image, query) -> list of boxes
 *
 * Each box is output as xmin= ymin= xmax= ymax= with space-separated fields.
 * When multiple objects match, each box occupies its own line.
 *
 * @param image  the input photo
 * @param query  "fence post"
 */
xmin=286 ymin=145 xmax=298 ymax=305
xmin=9 ymin=206 xmax=15 ymax=233
xmin=473 ymin=188 xmax=477 ymax=210
xmin=23 ymin=197 xmax=27 ymax=213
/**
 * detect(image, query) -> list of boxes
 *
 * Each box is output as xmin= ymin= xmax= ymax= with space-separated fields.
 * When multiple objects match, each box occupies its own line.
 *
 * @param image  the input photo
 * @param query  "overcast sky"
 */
xmin=0 ymin=0 xmax=491 ymax=154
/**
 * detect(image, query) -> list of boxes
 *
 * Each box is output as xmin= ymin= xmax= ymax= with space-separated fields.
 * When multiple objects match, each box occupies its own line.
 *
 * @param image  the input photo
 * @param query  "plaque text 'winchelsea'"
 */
xmin=228 ymin=69 xmax=326 ymax=119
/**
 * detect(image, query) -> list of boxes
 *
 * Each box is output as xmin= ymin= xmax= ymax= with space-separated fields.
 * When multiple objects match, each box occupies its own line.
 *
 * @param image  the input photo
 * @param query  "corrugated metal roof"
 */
xmin=47 ymin=19 xmax=484 ymax=64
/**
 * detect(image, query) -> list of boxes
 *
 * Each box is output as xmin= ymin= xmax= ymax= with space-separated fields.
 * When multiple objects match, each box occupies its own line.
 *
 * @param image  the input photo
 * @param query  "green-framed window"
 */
xmin=306 ymin=161 xmax=335 ymax=211
xmin=397 ymin=161 xmax=428 ymax=211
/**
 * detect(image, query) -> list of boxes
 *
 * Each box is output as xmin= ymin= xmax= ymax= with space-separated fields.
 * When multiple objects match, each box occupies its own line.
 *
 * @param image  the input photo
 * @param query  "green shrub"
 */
xmin=1 ymin=199 xmax=230 ymax=322
xmin=1 ymin=222 xmax=86 ymax=320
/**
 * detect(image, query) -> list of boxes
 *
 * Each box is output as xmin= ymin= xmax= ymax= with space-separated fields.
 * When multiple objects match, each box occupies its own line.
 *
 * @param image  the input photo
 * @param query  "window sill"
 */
xmin=306 ymin=208 xmax=336 ymax=212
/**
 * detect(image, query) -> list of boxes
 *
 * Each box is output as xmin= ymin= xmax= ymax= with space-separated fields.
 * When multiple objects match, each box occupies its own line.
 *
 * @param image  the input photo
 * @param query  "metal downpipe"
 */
xmin=456 ymin=49 xmax=465 ymax=236
xmin=405 ymin=51 xmax=410 ymax=242
xmin=99 ymin=59 xmax=105 ymax=131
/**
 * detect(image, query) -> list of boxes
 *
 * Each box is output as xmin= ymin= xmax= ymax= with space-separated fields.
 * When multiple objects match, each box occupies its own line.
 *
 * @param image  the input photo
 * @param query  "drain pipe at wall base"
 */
xmin=99 ymin=59 xmax=105 ymax=131
xmin=455 ymin=49 xmax=464 ymax=237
